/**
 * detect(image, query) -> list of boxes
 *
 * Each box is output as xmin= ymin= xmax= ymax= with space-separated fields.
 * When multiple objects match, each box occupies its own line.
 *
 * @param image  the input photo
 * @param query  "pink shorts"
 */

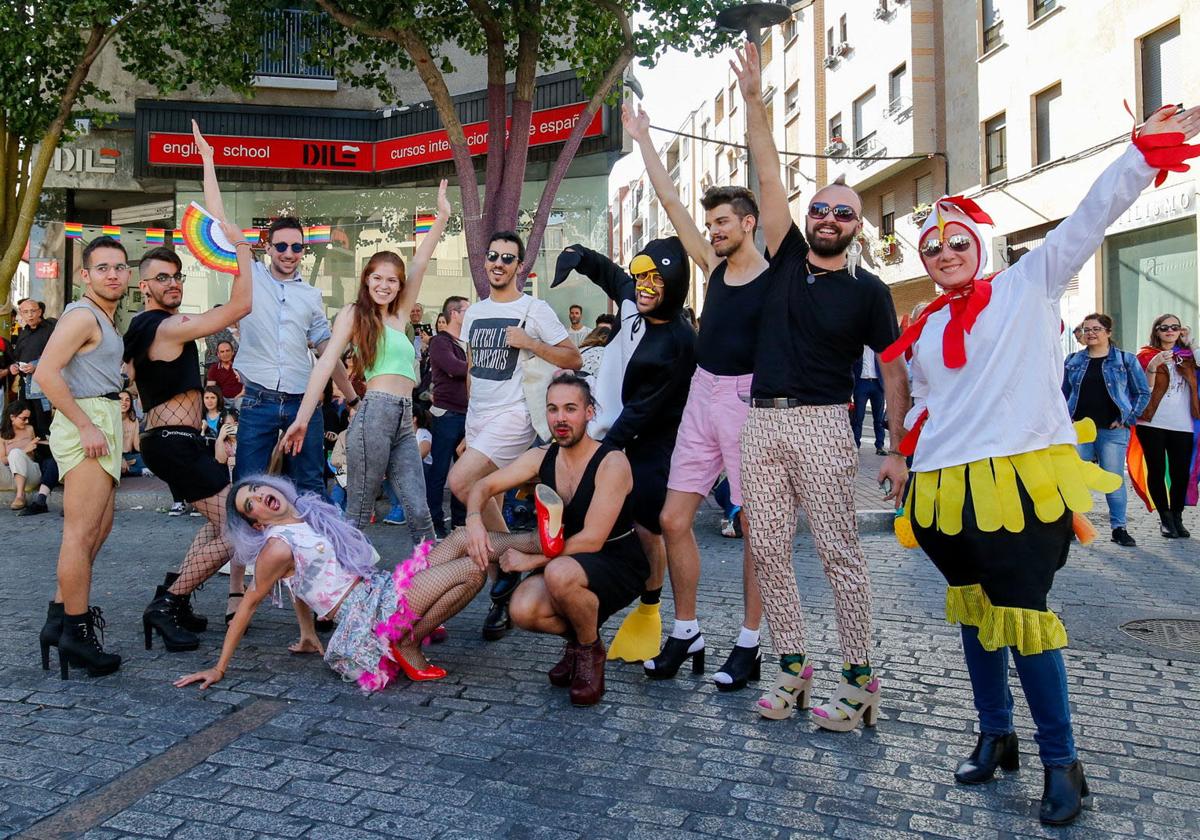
xmin=667 ymin=368 xmax=753 ymax=506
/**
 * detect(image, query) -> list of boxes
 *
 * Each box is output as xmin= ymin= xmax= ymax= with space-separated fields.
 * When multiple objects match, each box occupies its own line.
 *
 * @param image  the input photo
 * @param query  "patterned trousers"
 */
xmin=739 ymin=405 xmax=873 ymax=664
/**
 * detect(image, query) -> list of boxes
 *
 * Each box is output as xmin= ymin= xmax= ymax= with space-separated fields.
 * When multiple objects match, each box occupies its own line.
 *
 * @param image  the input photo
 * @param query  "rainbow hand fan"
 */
xmin=181 ymin=202 xmax=240 ymax=274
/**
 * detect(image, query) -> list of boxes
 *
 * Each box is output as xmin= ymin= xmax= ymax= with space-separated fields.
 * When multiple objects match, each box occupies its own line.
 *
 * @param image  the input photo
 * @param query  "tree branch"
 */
xmin=468 ymin=0 xmax=510 ymax=238
xmin=495 ymin=0 xmax=542 ymax=230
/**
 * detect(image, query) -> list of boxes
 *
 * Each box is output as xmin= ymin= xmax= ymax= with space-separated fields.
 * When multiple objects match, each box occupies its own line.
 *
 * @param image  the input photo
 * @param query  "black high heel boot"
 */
xmin=39 ymin=601 xmax=65 ymax=670
xmin=58 ymin=609 xmax=121 ymax=679
xmin=143 ymin=589 xmax=201 ymax=651
xmin=713 ymin=644 xmax=762 ymax=692
xmin=163 ymin=573 xmax=207 ymax=632
xmin=1040 ymin=760 xmax=1091 ymax=826
xmin=1173 ymin=512 xmax=1190 ymax=539
xmin=482 ymin=600 xmax=512 ymax=641
xmin=1159 ymin=511 xmax=1179 ymax=538
xmin=643 ymin=635 xmax=705 ymax=680
xmin=954 ymin=732 xmax=1020 ymax=784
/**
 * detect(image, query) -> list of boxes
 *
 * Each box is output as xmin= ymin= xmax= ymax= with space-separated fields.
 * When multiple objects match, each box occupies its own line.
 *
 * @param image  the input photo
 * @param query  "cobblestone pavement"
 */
xmin=0 ymin=469 xmax=1197 ymax=839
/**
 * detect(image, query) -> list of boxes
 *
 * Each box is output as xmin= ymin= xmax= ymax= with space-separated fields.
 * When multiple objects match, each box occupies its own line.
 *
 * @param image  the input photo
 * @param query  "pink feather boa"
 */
xmin=355 ymin=539 xmax=433 ymax=693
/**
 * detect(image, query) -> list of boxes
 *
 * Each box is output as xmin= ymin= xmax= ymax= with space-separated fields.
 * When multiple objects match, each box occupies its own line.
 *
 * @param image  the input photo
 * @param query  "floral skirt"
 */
xmin=324 ymin=541 xmax=432 ymax=692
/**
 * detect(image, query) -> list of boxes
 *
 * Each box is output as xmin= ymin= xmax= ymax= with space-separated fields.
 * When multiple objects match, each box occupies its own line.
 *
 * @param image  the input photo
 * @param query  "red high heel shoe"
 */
xmin=391 ymin=646 xmax=447 ymax=681
xmin=535 ymin=483 xmax=565 ymax=558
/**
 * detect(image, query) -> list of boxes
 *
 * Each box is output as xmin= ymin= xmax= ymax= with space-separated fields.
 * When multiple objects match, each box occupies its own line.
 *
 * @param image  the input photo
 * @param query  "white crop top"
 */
xmin=265 ymin=522 xmax=373 ymax=619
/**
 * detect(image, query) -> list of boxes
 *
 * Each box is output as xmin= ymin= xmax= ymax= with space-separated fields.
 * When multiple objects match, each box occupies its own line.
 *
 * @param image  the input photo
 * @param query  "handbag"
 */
xmin=518 ymin=298 xmax=554 ymax=441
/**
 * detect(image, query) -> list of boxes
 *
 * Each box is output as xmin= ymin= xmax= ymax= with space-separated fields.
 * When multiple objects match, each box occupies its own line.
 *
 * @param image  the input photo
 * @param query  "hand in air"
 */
xmin=1141 ymin=104 xmax=1200 ymax=141
xmin=281 ymin=420 xmax=307 ymax=455
xmin=729 ymin=41 xmax=762 ymax=101
xmin=620 ymin=102 xmax=651 ymax=142
xmin=191 ymin=119 xmax=215 ymax=161
xmin=174 ymin=667 xmax=223 ymax=690
xmin=219 ymin=220 xmax=246 ymax=247
xmin=435 ymin=178 xmax=452 ymax=219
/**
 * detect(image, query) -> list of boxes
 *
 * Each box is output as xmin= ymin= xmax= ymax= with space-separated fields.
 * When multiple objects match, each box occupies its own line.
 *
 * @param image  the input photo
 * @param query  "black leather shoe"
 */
xmin=482 ymin=600 xmax=511 ymax=641
xmin=1173 ymin=513 xmax=1190 ymax=539
xmin=490 ymin=571 xmax=521 ymax=601
xmin=17 ymin=496 xmax=49 ymax=516
xmin=954 ymin=732 xmax=1020 ymax=785
xmin=1159 ymin=512 xmax=1179 ymax=538
xmin=1110 ymin=527 xmax=1137 ymax=547
xmin=713 ymin=644 xmax=762 ymax=692
xmin=1040 ymin=760 xmax=1090 ymax=826
xmin=643 ymin=635 xmax=705 ymax=680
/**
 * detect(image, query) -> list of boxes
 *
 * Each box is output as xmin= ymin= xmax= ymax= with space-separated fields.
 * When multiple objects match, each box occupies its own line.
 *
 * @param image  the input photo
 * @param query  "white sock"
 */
xmin=736 ymin=626 xmax=760 ymax=648
xmin=670 ymin=619 xmax=700 ymax=640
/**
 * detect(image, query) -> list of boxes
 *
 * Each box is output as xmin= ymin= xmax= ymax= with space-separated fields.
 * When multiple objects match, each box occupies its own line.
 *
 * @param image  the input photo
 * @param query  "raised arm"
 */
xmin=193 ymin=120 xmax=230 ymax=224
xmin=281 ymin=305 xmax=354 ymax=454
xmin=731 ymin=42 xmax=789 ymax=256
xmin=622 ymin=103 xmax=717 ymax=274
xmin=553 ymin=245 xmax=634 ymax=304
xmin=32 ymin=310 xmax=107 ymax=457
xmin=397 ymin=179 xmax=451 ymax=316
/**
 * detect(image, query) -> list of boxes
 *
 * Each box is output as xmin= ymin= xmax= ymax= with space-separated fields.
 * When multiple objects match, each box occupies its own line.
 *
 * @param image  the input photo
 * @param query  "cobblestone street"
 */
xmin=0 ymin=461 xmax=1197 ymax=839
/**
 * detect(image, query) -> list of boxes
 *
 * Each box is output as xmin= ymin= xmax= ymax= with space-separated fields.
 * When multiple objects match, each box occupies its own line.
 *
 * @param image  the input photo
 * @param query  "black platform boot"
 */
xmin=954 ymin=732 xmax=1020 ymax=784
xmin=1159 ymin=511 xmax=1179 ymax=538
xmin=644 ymin=635 xmax=705 ymax=680
xmin=143 ymin=589 xmax=201 ymax=651
xmin=713 ymin=644 xmax=762 ymax=692
xmin=1040 ymin=760 xmax=1091 ymax=826
xmin=1173 ymin=512 xmax=1190 ymax=539
xmin=39 ymin=601 xmax=65 ymax=670
xmin=163 ymin=573 xmax=207 ymax=632
xmin=58 ymin=609 xmax=121 ymax=679
xmin=482 ymin=599 xmax=512 ymax=641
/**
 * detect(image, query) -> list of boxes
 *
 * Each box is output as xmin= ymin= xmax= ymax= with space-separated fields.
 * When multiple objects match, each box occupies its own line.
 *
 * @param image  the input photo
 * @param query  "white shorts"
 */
xmin=466 ymin=405 xmax=537 ymax=469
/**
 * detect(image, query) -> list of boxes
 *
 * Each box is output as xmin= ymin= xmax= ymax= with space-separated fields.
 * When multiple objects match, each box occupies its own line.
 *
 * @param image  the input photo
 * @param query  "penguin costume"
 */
xmin=554 ymin=237 xmax=697 ymax=660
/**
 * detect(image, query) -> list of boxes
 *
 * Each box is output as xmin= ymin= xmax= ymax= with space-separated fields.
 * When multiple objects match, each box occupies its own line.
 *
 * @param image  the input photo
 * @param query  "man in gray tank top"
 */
xmin=33 ymin=236 xmax=128 ymax=679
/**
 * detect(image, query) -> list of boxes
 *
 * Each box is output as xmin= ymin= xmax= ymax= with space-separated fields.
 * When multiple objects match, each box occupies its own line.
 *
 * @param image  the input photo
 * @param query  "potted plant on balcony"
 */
xmin=824 ymin=136 xmax=847 ymax=156
xmin=911 ymin=203 xmax=932 ymax=225
xmin=875 ymin=233 xmax=900 ymax=262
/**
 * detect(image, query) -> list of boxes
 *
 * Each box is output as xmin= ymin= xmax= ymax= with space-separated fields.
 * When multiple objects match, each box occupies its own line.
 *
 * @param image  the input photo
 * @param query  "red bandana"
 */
xmin=882 ymin=277 xmax=995 ymax=369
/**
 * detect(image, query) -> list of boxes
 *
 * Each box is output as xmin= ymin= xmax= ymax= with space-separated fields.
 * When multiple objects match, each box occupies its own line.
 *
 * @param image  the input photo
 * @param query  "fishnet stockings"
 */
xmin=166 ymin=489 xmax=234 ymax=596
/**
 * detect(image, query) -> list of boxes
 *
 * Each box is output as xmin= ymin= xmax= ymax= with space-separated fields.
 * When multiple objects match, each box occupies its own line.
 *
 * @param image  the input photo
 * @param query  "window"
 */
xmin=829 ymin=113 xmax=843 ymax=143
xmin=888 ymin=63 xmax=906 ymax=113
xmin=827 ymin=27 xmax=835 ymax=56
xmin=853 ymin=88 xmax=876 ymax=150
xmin=881 ymin=192 xmax=896 ymax=237
xmin=783 ymin=15 xmax=797 ymax=43
xmin=985 ymin=113 xmax=1007 ymax=184
xmin=839 ymin=14 xmax=848 ymax=45
xmin=1141 ymin=20 xmax=1182 ymax=118
xmin=915 ymin=173 xmax=934 ymax=207
xmin=729 ymin=82 xmax=738 ymax=114
xmin=680 ymin=135 xmax=689 ymax=159
xmin=765 ymin=102 xmax=775 ymax=129
xmin=982 ymin=0 xmax=1003 ymax=52
xmin=1034 ymin=83 xmax=1062 ymax=165
xmin=1033 ymin=0 xmax=1057 ymax=20
xmin=761 ymin=34 xmax=773 ymax=67
xmin=256 ymin=9 xmax=336 ymax=80
xmin=787 ymin=158 xmax=803 ymax=195
xmin=715 ymin=90 xmax=725 ymax=124
xmin=785 ymin=82 xmax=800 ymax=115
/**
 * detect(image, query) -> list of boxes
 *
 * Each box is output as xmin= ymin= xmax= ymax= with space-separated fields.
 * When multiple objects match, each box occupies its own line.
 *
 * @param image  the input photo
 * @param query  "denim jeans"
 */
xmin=123 ymin=451 xmax=147 ymax=475
xmin=234 ymin=382 xmax=326 ymax=497
xmin=851 ymin=377 xmax=886 ymax=449
xmin=1075 ymin=424 xmax=1130 ymax=528
xmin=427 ymin=409 xmax=467 ymax=533
xmin=344 ymin=391 xmax=434 ymax=546
xmin=960 ymin=624 xmax=1077 ymax=767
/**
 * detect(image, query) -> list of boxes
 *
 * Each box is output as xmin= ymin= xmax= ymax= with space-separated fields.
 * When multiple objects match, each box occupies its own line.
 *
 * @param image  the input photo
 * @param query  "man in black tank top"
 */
xmin=460 ymin=373 xmax=647 ymax=707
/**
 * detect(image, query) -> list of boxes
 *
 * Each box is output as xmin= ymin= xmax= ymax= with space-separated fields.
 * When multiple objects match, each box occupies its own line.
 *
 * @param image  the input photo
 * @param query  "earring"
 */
xmin=846 ymin=238 xmax=863 ymax=279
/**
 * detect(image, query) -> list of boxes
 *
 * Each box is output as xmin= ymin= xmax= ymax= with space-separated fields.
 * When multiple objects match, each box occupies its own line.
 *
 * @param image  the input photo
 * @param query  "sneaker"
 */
xmin=875 ymin=447 xmax=888 ymax=457
xmin=189 ymin=505 xmax=203 ymax=517
xmin=141 ymin=468 xmax=154 ymax=478
xmin=720 ymin=506 xmax=743 ymax=538
xmin=383 ymin=505 xmax=406 ymax=525
xmin=168 ymin=502 xmax=186 ymax=516
xmin=1111 ymin=527 xmax=1137 ymax=547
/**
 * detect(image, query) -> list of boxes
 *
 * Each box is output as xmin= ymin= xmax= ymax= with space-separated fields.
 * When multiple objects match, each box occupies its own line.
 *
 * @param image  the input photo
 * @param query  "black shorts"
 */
xmin=571 ymin=531 xmax=650 ymax=626
xmin=140 ymin=426 xmax=230 ymax=504
xmin=625 ymin=436 xmax=673 ymax=534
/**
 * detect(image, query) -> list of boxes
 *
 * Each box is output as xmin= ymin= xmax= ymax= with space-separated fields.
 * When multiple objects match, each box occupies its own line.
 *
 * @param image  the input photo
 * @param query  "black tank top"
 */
xmin=695 ymin=261 xmax=769 ymax=376
xmin=122 ymin=310 xmax=202 ymax=412
xmin=538 ymin=442 xmax=634 ymax=541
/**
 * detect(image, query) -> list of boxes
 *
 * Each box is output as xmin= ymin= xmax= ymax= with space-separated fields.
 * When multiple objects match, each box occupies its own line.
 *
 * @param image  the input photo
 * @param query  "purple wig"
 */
xmin=224 ymin=474 xmax=379 ymax=578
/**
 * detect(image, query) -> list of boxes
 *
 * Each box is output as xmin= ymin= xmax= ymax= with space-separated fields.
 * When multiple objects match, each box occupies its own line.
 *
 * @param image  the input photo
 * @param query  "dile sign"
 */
xmin=302 ymin=143 xmax=362 ymax=168
xmin=53 ymin=147 xmax=121 ymax=175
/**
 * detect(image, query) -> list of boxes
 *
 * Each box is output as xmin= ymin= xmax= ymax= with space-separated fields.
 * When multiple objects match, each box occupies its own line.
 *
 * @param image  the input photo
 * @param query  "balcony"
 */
xmin=255 ymin=9 xmax=337 ymax=90
xmin=824 ymin=138 xmax=848 ymax=156
xmin=882 ymin=96 xmax=912 ymax=122
xmin=852 ymin=135 xmax=886 ymax=167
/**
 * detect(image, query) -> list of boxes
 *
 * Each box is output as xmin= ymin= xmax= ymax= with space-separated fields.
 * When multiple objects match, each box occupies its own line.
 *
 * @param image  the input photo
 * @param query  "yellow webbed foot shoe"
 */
xmin=607 ymin=602 xmax=661 ymax=662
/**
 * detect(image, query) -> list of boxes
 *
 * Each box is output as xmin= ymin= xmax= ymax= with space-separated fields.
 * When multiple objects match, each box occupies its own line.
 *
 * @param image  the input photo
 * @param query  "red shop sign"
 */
xmin=34 ymin=259 xmax=59 ymax=279
xmin=147 ymin=134 xmax=372 ymax=172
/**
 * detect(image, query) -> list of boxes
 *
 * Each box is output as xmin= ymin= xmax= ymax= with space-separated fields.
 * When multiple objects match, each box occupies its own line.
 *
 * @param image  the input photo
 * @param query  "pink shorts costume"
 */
xmin=667 ymin=368 xmax=753 ymax=506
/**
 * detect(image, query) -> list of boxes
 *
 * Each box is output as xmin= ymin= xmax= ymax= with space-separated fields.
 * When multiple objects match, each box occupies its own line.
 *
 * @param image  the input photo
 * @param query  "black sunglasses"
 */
xmin=1156 ymin=323 xmax=1182 ymax=332
xmin=808 ymin=202 xmax=858 ymax=222
xmin=486 ymin=250 xmax=519 ymax=265
xmin=272 ymin=242 xmax=306 ymax=254
xmin=920 ymin=234 xmax=973 ymax=258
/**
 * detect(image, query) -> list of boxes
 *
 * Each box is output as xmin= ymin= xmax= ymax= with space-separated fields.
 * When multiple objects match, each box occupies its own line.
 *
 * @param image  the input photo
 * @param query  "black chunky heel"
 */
xmin=143 ymin=590 xmax=200 ymax=652
xmin=644 ymin=635 xmax=706 ymax=680
xmin=38 ymin=601 xmax=65 ymax=671
xmin=713 ymin=644 xmax=762 ymax=692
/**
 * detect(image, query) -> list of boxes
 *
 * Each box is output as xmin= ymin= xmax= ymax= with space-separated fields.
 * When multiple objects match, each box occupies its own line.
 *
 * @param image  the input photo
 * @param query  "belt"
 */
xmin=751 ymin=397 xmax=805 ymax=408
xmin=100 ymin=392 xmax=120 ymax=401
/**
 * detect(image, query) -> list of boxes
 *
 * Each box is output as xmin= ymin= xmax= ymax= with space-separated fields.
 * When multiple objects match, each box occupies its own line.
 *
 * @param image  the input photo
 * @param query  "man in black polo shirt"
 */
xmin=732 ymin=43 xmax=910 ymax=732
xmin=10 ymin=299 xmax=57 ymax=436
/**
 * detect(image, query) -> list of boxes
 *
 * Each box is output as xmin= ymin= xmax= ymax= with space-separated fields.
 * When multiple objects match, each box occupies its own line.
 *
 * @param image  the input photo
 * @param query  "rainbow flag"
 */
xmin=304 ymin=224 xmax=331 ymax=244
xmin=172 ymin=229 xmax=185 ymax=245
xmin=64 ymin=222 xmax=83 ymax=239
xmin=145 ymin=228 xmax=165 ymax=245
xmin=414 ymin=213 xmax=436 ymax=234
xmin=102 ymin=225 xmax=121 ymax=240
xmin=242 ymin=228 xmax=261 ymax=243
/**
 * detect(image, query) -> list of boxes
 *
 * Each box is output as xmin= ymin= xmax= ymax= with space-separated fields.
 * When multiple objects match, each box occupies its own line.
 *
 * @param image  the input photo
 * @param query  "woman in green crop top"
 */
xmin=284 ymin=180 xmax=450 ymax=544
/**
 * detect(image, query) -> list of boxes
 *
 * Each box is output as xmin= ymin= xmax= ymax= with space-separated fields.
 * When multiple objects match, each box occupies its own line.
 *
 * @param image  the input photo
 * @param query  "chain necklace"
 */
xmin=805 ymin=258 xmax=833 ymax=286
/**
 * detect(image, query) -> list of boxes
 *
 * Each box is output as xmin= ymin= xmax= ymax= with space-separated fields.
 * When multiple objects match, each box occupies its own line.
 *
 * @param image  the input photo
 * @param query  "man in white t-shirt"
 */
xmin=449 ymin=230 xmax=582 ymax=640
xmin=567 ymin=304 xmax=589 ymax=346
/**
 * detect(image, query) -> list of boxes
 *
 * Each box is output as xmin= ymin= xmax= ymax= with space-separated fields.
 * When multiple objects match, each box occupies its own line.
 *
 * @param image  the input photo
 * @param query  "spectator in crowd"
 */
xmin=118 ymin=389 xmax=150 ymax=476
xmin=2 ymin=400 xmax=58 ymax=514
xmin=434 ymin=313 xmax=448 ymax=334
xmin=203 ymin=314 xmax=238 ymax=368
xmin=851 ymin=346 xmax=887 ymax=456
xmin=595 ymin=313 xmax=617 ymax=330
xmin=578 ymin=326 xmax=611 ymax=378
xmin=1062 ymin=313 xmax=1150 ymax=547
xmin=567 ymin=304 xmax=589 ymax=347
xmin=1135 ymin=313 xmax=1199 ymax=538
xmin=202 ymin=386 xmax=225 ymax=443
xmin=10 ymin=299 xmax=57 ymax=437
xmin=206 ymin=340 xmax=243 ymax=404
xmin=1072 ymin=324 xmax=1085 ymax=347
xmin=427 ymin=295 xmax=470 ymax=538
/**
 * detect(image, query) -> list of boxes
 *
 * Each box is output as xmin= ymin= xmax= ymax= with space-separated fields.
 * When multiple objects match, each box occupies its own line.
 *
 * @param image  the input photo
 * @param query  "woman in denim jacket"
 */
xmin=1062 ymin=313 xmax=1150 ymax=546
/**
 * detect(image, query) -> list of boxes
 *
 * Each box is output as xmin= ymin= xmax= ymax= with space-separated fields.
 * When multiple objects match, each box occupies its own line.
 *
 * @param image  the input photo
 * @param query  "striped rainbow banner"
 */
xmin=242 ymin=228 xmax=261 ymax=243
xmin=304 ymin=224 xmax=331 ymax=243
xmin=64 ymin=222 xmax=83 ymax=239
xmin=145 ymin=228 xmax=165 ymax=245
xmin=414 ymin=213 xmax=436 ymax=234
xmin=101 ymin=225 xmax=121 ymax=240
xmin=172 ymin=229 xmax=185 ymax=245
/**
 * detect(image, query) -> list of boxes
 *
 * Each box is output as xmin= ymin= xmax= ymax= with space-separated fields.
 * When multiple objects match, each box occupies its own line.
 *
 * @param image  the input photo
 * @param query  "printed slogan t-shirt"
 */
xmin=462 ymin=294 xmax=570 ymax=414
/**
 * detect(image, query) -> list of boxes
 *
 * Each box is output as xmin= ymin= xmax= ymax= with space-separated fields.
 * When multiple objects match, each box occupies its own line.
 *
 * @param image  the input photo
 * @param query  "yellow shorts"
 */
xmin=49 ymin=397 xmax=122 ymax=484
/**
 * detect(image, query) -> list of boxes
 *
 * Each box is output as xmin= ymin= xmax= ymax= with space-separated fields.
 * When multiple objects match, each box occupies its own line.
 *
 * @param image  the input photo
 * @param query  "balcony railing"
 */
xmin=257 ymin=9 xmax=334 ymax=80
xmin=853 ymin=135 xmax=886 ymax=168
xmin=983 ymin=18 xmax=1004 ymax=53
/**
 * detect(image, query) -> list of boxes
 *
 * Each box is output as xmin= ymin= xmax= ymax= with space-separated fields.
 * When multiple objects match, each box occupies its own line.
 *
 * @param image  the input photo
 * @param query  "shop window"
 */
xmin=1104 ymin=217 xmax=1198 ymax=351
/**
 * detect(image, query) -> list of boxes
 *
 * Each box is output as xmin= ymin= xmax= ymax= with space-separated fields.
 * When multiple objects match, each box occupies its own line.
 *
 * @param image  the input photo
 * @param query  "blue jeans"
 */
xmin=234 ymin=382 xmax=326 ymax=497
xmin=427 ymin=410 xmax=467 ymax=533
xmin=960 ymin=625 xmax=1076 ymax=767
xmin=1075 ymin=424 xmax=1130 ymax=528
xmin=712 ymin=476 xmax=737 ymax=519
xmin=851 ymin=377 xmax=885 ymax=449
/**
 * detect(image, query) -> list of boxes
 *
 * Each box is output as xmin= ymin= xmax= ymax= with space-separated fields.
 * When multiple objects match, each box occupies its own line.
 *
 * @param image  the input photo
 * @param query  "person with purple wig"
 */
xmin=173 ymin=473 xmax=488 ymax=691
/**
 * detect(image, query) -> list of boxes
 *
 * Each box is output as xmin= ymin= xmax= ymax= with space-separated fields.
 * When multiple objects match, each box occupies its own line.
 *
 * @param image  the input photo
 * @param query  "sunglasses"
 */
xmin=1157 ymin=324 xmax=1182 ymax=332
xmin=808 ymin=202 xmax=859 ymax=222
xmin=486 ymin=250 xmax=519 ymax=265
xmin=919 ymin=234 xmax=974 ymax=258
xmin=272 ymin=242 xmax=306 ymax=254
xmin=633 ymin=270 xmax=664 ymax=287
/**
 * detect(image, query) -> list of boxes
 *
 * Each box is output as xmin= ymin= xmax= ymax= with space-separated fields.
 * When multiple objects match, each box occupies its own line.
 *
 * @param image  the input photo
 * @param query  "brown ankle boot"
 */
xmin=569 ymin=638 xmax=606 ymax=706
xmin=548 ymin=640 xmax=578 ymax=687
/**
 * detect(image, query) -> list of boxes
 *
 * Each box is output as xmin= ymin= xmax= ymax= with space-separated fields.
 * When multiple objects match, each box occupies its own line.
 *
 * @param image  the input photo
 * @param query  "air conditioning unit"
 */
xmin=823 ymin=54 xmax=838 ymax=68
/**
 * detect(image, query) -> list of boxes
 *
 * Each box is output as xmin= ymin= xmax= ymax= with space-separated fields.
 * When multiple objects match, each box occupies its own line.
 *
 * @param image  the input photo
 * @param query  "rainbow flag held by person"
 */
xmin=414 ymin=213 xmax=436 ymax=235
xmin=101 ymin=225 xmax=121 ymax=240
xmin=305 ymin=224 xmax=331 ymax=243
xmin=64 ymin=222 xmax=83 ymax=239
xmin=145 ymin=228 xmax=165 ymax=245
xmin=172 ymin=229 xmax=185 ymax=245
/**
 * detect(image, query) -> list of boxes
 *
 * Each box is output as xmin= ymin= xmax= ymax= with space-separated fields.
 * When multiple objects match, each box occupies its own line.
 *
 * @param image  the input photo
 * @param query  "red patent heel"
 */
xmin=392 ymin=646 xmax=447 ymax=681
xmin=535 ymin=483 xmax=565 ymax=558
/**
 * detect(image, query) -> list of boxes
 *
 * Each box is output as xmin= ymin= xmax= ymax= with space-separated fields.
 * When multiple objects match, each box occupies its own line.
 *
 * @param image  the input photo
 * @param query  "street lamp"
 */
xmin=714 ymin=2 xmax=792 ymax=248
